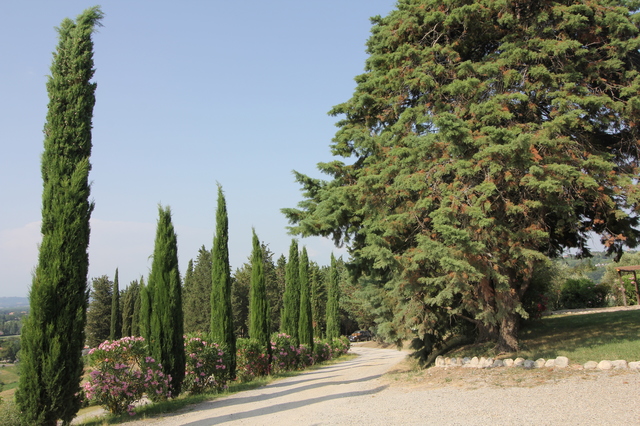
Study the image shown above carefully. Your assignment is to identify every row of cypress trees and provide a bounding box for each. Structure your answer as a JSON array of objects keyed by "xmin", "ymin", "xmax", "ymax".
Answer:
[{"xmin": 15, "ymin": 6, "xmax": 339, "ymax": 422}]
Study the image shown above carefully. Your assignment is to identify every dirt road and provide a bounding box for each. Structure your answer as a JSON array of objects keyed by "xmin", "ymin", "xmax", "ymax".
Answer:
[{"xmin": 118, "ymin": 345, "xmax": 640, "ymax": 425}]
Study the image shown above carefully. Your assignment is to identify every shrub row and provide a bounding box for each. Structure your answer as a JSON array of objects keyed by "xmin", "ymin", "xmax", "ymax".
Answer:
[{"xmin": 83, "ymin": 333, "xmax": 350, "ymax": 415}]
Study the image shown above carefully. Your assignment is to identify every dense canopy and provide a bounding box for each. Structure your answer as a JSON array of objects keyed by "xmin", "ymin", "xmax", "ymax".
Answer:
[{"xmin": 284, "ymin": 0, "xmax": 640, "ymax": 353}]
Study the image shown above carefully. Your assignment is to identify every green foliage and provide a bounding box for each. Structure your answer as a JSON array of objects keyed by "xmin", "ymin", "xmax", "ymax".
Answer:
[
  {"xmin": 85, "ymin": 276, "xmax": 113, "ymax": 348},
  {"xmin": 16, "ymin": 8, "xmax": 103, "ymax": 424},
  {"xmin": 231, "ymin": 266, "xmax": 250, "ymax": 337},
  {"xmin": 210, "ymin": 185, "xmax": 236, "ymax": 379},
  {"xmin": 249, "ymin": 230, "xmax": 270, "ymax": 355},
  {"xmin": 298, "ymin": 247, "xmax": 314, "ymax": 348},
  {"xmin": 310, "ymin": 262, "xmax": 326, "ymax": 338},
  {"xmin": 602, "ymin": 251, "xmax": 640, "ymax": 305},
  {"xmin": 267, "ymin": 254, "xmax": 286, "ymax": 333},
  {"xmin": 147, "ymin": 205, "xmax": 185, "ymax": 397},
  {"xmin": 110, "ymin": 269, "xmax": 122, "ymax": 340},
  {"xmin": 281, "ymin": 240, "xmax": 300, "ymax": 342},
  {"xmin": 121, "ymin": 279, "xmax": 140, "ymax": 337},
  {"xmin": 284, "ymin": 0, "xmax": 640, "ymax": 354},
  {"xmin": 558, "ymin": 278, "xmax": 609, "ymax": 309},
  {"xmin": 325, "ymin": 254, "xmax": 340, "ymax": 339},
  {"xmin": 183, "ymin": 247, "xmax": 213, "ymax": 334}
]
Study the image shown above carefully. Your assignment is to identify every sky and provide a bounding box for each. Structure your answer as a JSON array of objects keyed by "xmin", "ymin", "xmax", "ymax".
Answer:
[{"xmin": 0, "ymin": 0, "xmax": 399, "ymax": 298}]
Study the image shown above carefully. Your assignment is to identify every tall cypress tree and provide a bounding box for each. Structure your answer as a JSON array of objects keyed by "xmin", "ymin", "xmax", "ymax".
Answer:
[
  {"xmin": 210, "ymin": 185, "xmax": 236, "ymax": 379},
  {"xmin": 16, "ymin": 7, "xmax": 102, "ymax": 425},
  {"xmin": 85, "ymin": 276, "xmax": 114, "ymax": 348},
  {"xmin": 148, "ymin": 205, "xmax": 185, "ymax": 397},
  {"xmin": 131, "ymin": 276, "xmax": 143, "ymax": 337},
  {"xmin": 281, "ymin": 239, "xmax": 300, "ymax": 342},
  {"xmin": 121, "ymin": 279, "xmax": 139, "ymax": 337},
  {"xmin": 110, "ymin": 268, "xmax": 122, "ymax": 340},
  {"xmin": 249, "ymin": 229, "xmax": 270, "ymax": 355},
  {"xmin": 298, "ymin": 247, "xmax": 313, "ymax": 349},
  {"xmin": 325, "ymin": 253, "xmax": 340, "ymax": 340},
  {"xmin": 139, "ymin": 276, "xmax": 151, "ymax": 341}
]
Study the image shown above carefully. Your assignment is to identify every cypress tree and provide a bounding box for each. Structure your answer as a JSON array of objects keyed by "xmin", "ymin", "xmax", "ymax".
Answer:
[
  {"xmin": 148, "ymin": 205, "xmax": 185, "ymax": 397},
  {"xmin": 139, "ymin": 276, "xmax": 151, "ymax": 341},
  {"xmin": 85, "ymin": 276, "xmax": 114, "ymax": 348},
  {"xmin": 298, "ymin": 247, "xmax": 313, "ymax": 349},
  {"xmin": 281, "ymin": 240, "xmax": 300, "ymax": 341},
  {"xmin": 183, "ymin": 247, "xmax": 213, "ymax": 333},
  {"xmin": 16, "ymin": 7, "xmax": 102, "ymax": 425},
  {"xmin": 249, "ymin": 229, "xmax": 270, "ymax": 354},
  {"xmin": 131, "ymin": 276, "xmax": 143, "ymax": 337},
  {"xmin": 121, "ymin": 279, "xmax": 139, "ymax": 337},
  {"xmin": 325, "ymin": 253, "xmax": 340, "ymax": 340},
  {"xmin": 210, "ymin": 185, "xmax": 236, "ymax": 379},
  {"xmin": 110, "ymin": 268, "xmax": 122, "ymax": 340}
]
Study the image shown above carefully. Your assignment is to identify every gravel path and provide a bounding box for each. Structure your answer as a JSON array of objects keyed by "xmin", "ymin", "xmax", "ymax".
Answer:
[{"xmin": 115, "ymin": 346, "xmax": 639, "ymax": 425}]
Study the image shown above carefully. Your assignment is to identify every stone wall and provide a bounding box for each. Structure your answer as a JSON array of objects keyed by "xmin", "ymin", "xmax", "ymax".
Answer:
[{"xmin": 434, "ymin": 355, "xmax": 640, "ymax": 371}]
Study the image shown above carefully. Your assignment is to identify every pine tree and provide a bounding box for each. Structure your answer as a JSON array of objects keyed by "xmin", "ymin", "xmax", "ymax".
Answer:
[
  {"xmin": 210, "ymin": 185, "xmax": 236, "ymax": 379},
  {"xmin": 281, "ymin": 240, "xmax": 300, "ymax": 342},
  {"xmin": 85, "ymin": 276, "xmax": 113, "ymax": 348},
  {"xmin": 148, "ymin": 205, "xmax": 185, "ymax": 396},
  {"xmin": 249, "ymin": 229, "xmax": 270, "ymax": 354},
  {"xmin": 110, "ymin": 268, "xmax": 122, "ymax": 340},
  {"xmin": 16, "ymin": 7, "xmax": 103, "ymax": 424},
  {"xmin": 298, "ymin": 247, "xmax": 314, "ymax": 349},
  {"xmin": 325, "ymin": 254, "xmax": 340, "ymax": 340},
  {"xmin": 284, "ymin": 0, "xmax": 640, "ymax": 353}
]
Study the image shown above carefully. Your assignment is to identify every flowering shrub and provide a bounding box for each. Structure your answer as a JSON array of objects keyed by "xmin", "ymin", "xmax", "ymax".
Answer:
[
  {"xmin": 312, "ymin": 340, "xmax": 332, "ymax": 363},
  {"xmin": 270, "ymin": 333, "xmax": 300, "ymax": 373},
  {"xmin": 298, "ymin": 344, "xmax": 315, "ymax": 368},
  {"xmin": 328, "ymin": 336, "xmax": 350, "ymax": 358},
  {"xmin": 236, "ymin": 338, "xmax": 271, "ymax": 382},
  {"xmin": 183, "ymin": 334, "xmax": 228, "ymax": 394},
  {"xmin": 83, "ymin": 336, "xmax": 171, "ymax": 415}
]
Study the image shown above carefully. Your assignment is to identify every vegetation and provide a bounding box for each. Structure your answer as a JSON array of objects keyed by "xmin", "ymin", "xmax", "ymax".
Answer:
[
  {"xmin": 249, "ymin": 230, "xmax": 271, "ymax": 356},
  {"xmin": 210, "ymin": 185, "xmax": 236, "ymax": 379},
  {"xmin": 284, "ymin": 0, "xmax": 640, "ymax": 358},
  {"xmin": 298, "ymin": 247, "xmax": 314, "ymax": 348},
  {"xmin": 85, "ymin": 275, "xmax": 113, "ymax": 348},
  {"xmin": 147, "ymin": 205, "xmax": 185, "ymax": 397},
  {"xmin": 281, "ymin": 240, "xmax": 300, "ymax": 342},
  {"xmin": 109, "ymin": 269, "xmax": 121, "ymax": 341},
  {"xmin": 325, "ymin": 254, "xmax": 340, "ymax": 339},
  {"xmin": 183, "ymin": 247, "xmax": 213, "ymax": 334},
  {"xmin": 16, "ymin": 7, "xmax": 103, "ymax": 424}
]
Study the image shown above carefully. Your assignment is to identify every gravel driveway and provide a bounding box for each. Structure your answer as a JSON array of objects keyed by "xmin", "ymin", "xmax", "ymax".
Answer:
[{"xmin": 120, "ymin": 346, "xmax": 639, "ymax": 425}]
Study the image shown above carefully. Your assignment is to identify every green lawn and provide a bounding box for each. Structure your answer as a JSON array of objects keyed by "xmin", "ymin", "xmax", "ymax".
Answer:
[{"xmin": 449, "ymin": 310, "xmax": 640, "ymax": 364}]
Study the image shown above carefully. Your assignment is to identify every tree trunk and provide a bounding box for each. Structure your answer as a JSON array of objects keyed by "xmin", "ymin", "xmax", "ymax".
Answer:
[{"xmin": 496, "ymin": 311, "xmax": 519, "ymax": 353}]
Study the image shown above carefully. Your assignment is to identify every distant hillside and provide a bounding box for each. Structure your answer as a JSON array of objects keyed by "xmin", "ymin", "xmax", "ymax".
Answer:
[{"xmin": 0, "ymin": 297, "xmax": 29, "ymax": 309}]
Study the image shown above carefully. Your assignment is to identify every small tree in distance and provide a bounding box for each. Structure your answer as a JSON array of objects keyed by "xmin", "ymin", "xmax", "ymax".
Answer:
[
  {"xmin": 110, "ymin": 268, "xmax": 122, "ymax": 340},
  {"xmin": 298, "ymin": 246, "xmax": 313, "ymax": 349}
]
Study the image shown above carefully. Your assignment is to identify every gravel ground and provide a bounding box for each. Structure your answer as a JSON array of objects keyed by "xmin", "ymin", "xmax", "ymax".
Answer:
[{"xmin": 112, "ymin": 346, "xmax": 639, "ymax": 426}]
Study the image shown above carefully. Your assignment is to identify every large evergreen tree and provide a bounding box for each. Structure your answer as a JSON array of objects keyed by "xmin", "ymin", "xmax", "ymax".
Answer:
[
  {"xmin": 110, "ymin": 268, "xmax": 122, "ymax": 340},
  {"xmin": 267, "ymin": 254, "xmax": 287, "ymax": 332},
  {"xmin": 298, "ymin": 247, "xmax": 314, "ymax": 348},
  {"xmin": 85, "ymin": 276, "xmax": 113, "ymax": 348},
  {"xmin": 231, "ymin": 266, "xmax": 250, "ymax": 337},
  {"xmin": 310, "ymin": 262, "xmax": 326, "ymax": 338},
  {"xmin": 281, "ymin": 239, "xmax": 300, "ymax": 341},
  {"xmin": 249, "ymin": 229, "xmax": 270, "ymax": 352},
  {"xmin": 284, "ymin": 0, "xmax": 640, "ymax": 353},
  {"xmin": 16, "ymin": 7, "xmax": 103, "ymax": 424},
  {"xmin": 325, "ymin": 254, "xmax": 341, "ymax": 339},
  {"xmin": 131, "ymin": 276, "xmax": 143, "ymax": 337},
  {"xmin": 210, "ymin": 185, "xmax": 236, "ymax": 378},
  {"xmin": 148, "ymin": 205, "xmax": 185, "ymax": 396}
]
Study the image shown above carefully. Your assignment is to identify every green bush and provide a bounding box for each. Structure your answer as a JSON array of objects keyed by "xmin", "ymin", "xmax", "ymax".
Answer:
[{"xmin": 559, "ymin": 278, "xmax": 608, "ymax": 309}]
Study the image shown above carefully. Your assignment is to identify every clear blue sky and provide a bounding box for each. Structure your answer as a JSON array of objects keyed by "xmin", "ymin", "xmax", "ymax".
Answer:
[{"xmin": 0, "ymin": 0, "xmax": 398, "ymax": 298}]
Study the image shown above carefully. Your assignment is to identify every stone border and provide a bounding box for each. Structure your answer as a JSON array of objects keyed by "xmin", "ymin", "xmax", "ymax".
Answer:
[{"xmin": 434, "ymin": 355, "xmax": 640, "ymax": 371}]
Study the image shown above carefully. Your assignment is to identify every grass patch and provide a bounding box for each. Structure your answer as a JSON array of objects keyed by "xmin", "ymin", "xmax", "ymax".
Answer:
[
  {"xmin": 447, "ymin": 310, "xmax": 640, "ymax": 364},
  {"xmin": 0, "ymin": 364, "xmax": 19, "ymax": 400},
  {"xmin": 77, "ymin": 353, "xmax": 357, "ymax": 425}
]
